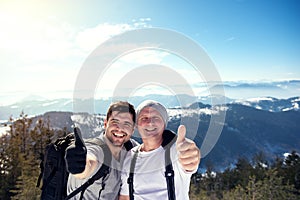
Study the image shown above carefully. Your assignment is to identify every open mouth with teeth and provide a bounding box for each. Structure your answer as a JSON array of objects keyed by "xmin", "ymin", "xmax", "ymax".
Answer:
[
  {"xmin": 145, "ymin": 128, "xmax": 157, "ymax": 132},
  {"xmin": 142, "ymin": 127, "xmax": 160, "ymax": 135},
  {"xmin": 112, "ymin": 132, "xmax": 127, "ymax": 138}
]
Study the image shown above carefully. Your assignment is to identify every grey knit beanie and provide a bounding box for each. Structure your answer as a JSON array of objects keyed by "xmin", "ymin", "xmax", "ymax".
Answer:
[{"xmin": 136, "ymin": 100, "xmax": 168, "ymax": 126}]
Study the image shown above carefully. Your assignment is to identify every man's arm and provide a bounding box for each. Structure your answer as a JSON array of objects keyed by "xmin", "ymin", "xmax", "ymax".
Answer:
[
  {"xmin": 176, "ymin": 125, "xmax": 201, "ymax": 172},
  {"xmin": 72, "ymin": 155, "xmax": 98, "ymax": 179},
  {"xmin": 119, "ymin": 195, "xmax": 130, "ymax": 200}
]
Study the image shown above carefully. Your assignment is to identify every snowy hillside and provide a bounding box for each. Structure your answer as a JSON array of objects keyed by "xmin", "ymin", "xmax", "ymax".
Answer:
[
  {"xmin": 1, "ymin": 99, "xmax": 299, "ymax": 171},
  {"xmin": 234, "ymin": 96, "xmax": 300, "ymax": 112}
]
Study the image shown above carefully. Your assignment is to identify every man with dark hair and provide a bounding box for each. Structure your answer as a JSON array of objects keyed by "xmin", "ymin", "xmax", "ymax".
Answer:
[{"xmin": 65, "ymin": 101, "xmax": 138, "ymax": 199}]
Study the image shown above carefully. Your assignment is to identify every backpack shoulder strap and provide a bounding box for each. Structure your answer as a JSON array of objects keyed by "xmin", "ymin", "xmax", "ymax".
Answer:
[
  {"xmin": 65, "ymin": 137, "xmax": 112, "ymax": 200},
  {"xmin": 124, "ymin": 140, "xmax": 134, "ymax": 151},
  {"xmin": 162, "ymin": 130, "xmax": 177, "ymax": 200},
  {"xmin": 161, "ymin": 129, "xmax": 177, "ymax": 149},
  {"xmin": 127, "ymin": 146, "xmax": 140, "ymax": 200}
]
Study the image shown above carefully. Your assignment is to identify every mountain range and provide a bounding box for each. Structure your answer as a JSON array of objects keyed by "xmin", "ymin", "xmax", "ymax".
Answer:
[
  {"xmin": 1, "ymin": 80, "xmax": 300, "ymax": 121},
  {"xmin": 0, "ymin": 80, "xmax": 299, "ymax": 171},
  {"xmin": 1, "ymin": 96, "xmax": 299, "ymax": 172}
]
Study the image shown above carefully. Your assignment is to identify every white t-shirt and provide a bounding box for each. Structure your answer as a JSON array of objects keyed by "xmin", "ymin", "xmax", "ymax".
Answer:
[{"xmin": 120, "ymin": 143, "xmax": 195, "ymax": 200}]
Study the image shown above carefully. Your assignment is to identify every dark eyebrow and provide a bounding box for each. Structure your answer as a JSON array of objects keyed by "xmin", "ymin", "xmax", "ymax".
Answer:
[
  {"xmin": 110, "ymin": 118, "xmax": 133, "ymax": 126},
  {"xmin": 124, "ymin": 121, "xmax": 133, "ymax": 126}
]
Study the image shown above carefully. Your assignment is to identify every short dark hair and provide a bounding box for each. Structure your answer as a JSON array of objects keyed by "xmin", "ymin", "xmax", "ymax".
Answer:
[{"xmin": 106, "ymin": 101, "xmax": 136, "ymax": 123}]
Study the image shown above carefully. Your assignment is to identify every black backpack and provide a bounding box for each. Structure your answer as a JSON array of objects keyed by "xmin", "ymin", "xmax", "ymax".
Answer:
[
  {"xmin": 37, "ymin": 133, "xmax": 133, "ymax": 200},
  {"xmin": 127, "ymin": 130, "xmax": 177, "ymax": 200}
]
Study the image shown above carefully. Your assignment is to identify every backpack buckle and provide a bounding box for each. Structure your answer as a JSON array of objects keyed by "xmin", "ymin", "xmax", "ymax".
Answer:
[
  {"xmin": 165, "ymin": 169, "xmax": 174, "ymax": 177},
  {"xmin": 127, "ymin": 176, "xmax": 133, "ymax": 184}
]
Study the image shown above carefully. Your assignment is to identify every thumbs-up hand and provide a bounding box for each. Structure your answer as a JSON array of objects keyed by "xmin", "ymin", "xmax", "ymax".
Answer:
[
  {"xmin": 65, "ymin": 127, "xmax": 87, "ymax": 174},
  {"xmin": 176, "ymin": 125, "xmax": 201, "ymax": 172}
]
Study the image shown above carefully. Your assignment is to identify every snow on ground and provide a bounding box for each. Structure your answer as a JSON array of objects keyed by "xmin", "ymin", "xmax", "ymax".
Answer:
[
  {"xmin": 292, "ymin": 102, "xmax": 299, "ymax": 110},
  {"xmin": 246, "ymin": 97, "xmax": 275, "ymax": 102},
  {"xmin": 0, "ymin": 125, "xmax": 10, "ymax": 137},
  {"xmin": 168, "ymin": 105, "xmax": 228, "ymax": 118}
]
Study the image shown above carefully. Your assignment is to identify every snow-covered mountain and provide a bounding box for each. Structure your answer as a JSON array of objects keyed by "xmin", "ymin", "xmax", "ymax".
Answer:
[
  {"xmin": 1, "ymin": 99, "xmax": 299, "ymax": 171},
  {"xmin": 0, "ymin": 94, "xmax": 198, "ymax": 121},
  {"xmin": 0, "ymin": 94, "xmax": 298, "ymax": 119},
  {"xmin": 209, "ymin": 80, "xmax": 300, "ymax": 99},
  {"xmin": 1, "ymin": 80, "xmax": 299, "ymax": 121},
  {"xmin": 234, "ymin": 96, "xmax": 300, "ymax": 112},
  {"xmin": 1, "ymin": 95, "xmax": 299, "ymax": 121},
  {"xmin": 166, "ymin": 103, "xmax": 300, "ymax": 170},
  {"xmin": 202, "ymin": 103, "xmax": 300, "ymax": 170},
  {"xmin": 1, "ymin": 80, "xmax": 300, "ymax": 170}
]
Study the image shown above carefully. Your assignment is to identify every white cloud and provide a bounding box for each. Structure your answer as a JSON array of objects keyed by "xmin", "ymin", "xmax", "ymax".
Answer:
[
  {"xmin": 225, "ymin": 36, "xmax": 235, "ymax": 42},
  {"xmin": 119, "ymin": 50, "xmax": 169, "ymax": 66},
  {"xmin": 139, "ymin": 18, "xmax": 151, "ymax": 22},
  {"xmin": 75, "ymin": 23, "xmax": 134, "ymax": 53},
  {"xmin": 1, "ymin": 14, "xmax": 180, "ymax": 100}
]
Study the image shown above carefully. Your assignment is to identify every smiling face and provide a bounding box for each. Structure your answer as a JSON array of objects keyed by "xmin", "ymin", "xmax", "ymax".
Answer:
[
  {"xmin": 104, "ymin": 111, "xmax": 134, "ymax": 147},
  {"xmin": 136, "ymin": 107, "xmax": 165, "ymax": 139}
]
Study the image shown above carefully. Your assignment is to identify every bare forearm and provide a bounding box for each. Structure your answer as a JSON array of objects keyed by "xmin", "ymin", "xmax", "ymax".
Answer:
[
  {"xmin": 73, "ymin": 157, "xmax": 98, "ymax": 179},
  {"xmin": 119, "ymin": 195, "xmax": 130, "ymax": 200}
]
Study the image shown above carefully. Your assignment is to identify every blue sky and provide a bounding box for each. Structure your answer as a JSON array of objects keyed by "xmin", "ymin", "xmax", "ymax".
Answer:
[{"xmin": 0, "ymin": 0, "xmax": 299, "ymax": 104}]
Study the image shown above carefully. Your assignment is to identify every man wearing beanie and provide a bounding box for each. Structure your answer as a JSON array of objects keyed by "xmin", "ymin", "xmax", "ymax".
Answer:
[{"xmin": 119, "ymin": 100, "xmax": 201, "ymax": 200}]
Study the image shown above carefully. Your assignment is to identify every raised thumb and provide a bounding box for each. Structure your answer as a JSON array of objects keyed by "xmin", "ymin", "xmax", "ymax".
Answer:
[
  {"xmin": 176, "ymin": 125, "xmax": 186, "ymax": 145},
  {"xmin": 74, "ymin": 127, "xmax": 85, "ymax": 147}
]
